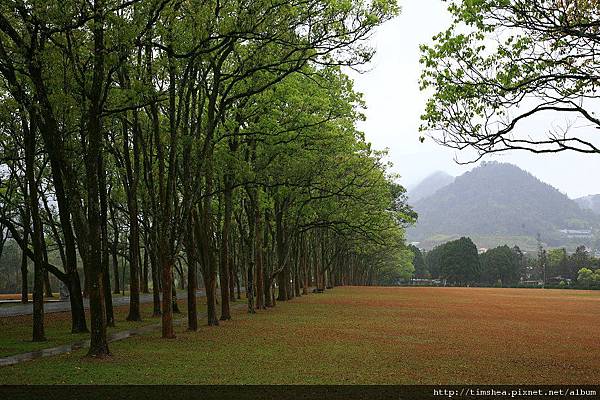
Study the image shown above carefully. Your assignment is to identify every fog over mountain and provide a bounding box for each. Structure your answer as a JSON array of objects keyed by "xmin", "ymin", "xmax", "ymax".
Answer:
[
  {"xmin": 407, "ymin": 162, "xmax": 600, "ymax": 251},
  {"xmin": 574, "ymin": 195, "xmax": 600, "ymax": 216},
  {"xmin": 407, "ymin": 171, "xmax": 454, "ymax": 203}
]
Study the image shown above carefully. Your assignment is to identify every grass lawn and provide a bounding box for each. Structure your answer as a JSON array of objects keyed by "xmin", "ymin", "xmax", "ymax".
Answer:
[
  {"xmin": 1, "ymin": 286, "xmax": 600, "ymax": 384},
  {"xmin": 0, "ymin": 295, "xmax": 208, "ymax": 357}
]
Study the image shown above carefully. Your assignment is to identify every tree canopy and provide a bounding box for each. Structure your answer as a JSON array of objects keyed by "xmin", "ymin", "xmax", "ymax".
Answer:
[
  {"xmin": 0, "ymin": 0, "xmax": 412, "ymax": 357},
  {"xmin": 420, "ymin": 0, "xmax": 600, "ymax": 159}
]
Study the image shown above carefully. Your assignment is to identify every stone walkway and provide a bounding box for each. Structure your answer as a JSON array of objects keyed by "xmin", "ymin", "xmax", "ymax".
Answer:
[{"xmin": 0, "ymin": 301, "xmax": 248, "ymax": 367}]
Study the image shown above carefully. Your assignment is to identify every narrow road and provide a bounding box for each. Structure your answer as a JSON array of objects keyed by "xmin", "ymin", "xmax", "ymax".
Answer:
[{"xmin": 0, "ymin": 290, "xmax": 206, "ymax": 318}]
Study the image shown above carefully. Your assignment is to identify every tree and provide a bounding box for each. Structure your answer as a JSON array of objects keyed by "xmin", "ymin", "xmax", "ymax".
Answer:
[
  {"xmin": 408, "ymin": 244, "xmax": 428, "ymax": 278},
  {"xmin": 577, "ymin": 268, "xmax": 594, "ymax": 288},
  {"xmin": 440, "ymin": 237, "xmax": 480, "ymax": 285},
  {"xmin": 424, "ymin": 245, "xmax": 443, "ymax": 279},
  {"xmin": 547, "ymin": 248, "xmax": 569, "ymax": 278},
  {"xmin": 480, "ymin": 245, "xmax": 520, "ymax": 286},
  {"xmin": 569, "ymin": 246, "xmax": 590, "ymax": 280},
  {"xmin": 420, "ymin": 0, "xmax": 600, "ymax": 159}
]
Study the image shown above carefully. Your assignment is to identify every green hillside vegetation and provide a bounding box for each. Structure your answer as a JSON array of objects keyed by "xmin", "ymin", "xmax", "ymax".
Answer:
[{"xmin": 408, "ymin": 162, "xmax": 600, "ymax": 249}]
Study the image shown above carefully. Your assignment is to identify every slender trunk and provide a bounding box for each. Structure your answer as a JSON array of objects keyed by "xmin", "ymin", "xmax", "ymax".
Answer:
[
  {"xmin": 186, "ymin": 221, "xmax": 198, "ymax": 330},
  {"xmin": 245, "ymin": 198, "xmax": 256, "ymax": 314},
  {"xmin": 160, "ymin": 251, "xmax": 174, "ymax": 338},
  {"xmin": 276, "ymin": 205, "xmax": 288, "ymax": 301},
  {"xmin": 235, "ymin": 267, "xmax": 241, "ymax": 300},
  {"xmin": 204, "ymin": 270, "xmax": 219, "ymax": 325},
  {"xmin": 255, "ymin": 205, "xmax": 264, "ymax": 309},
  {"xmin": 102, "ymin": 260, "xmax": 114, "ymax": 327},
  {"xmin": 20, "ymin": 227, "xmax": 29, "ymax": 304},
  {"xmin": 172, "ymin": 281, "xmax": 180, "ymax": 313},
  {"xmin": 228, "ymin": 258, "xmax": 235, "ymax": 302},
  {"xmin": 294, "ymin": 258, "xmax": 301, "ymax": 297},
  {"xmin": 142, "ymin": 248, "xmax": 149, "ymax": 293},
  {"xmin": 187, "ymin": 261, "xmax": 198, "ymax": 330},
  {"xmin": 110, "ymin": 204, "xmax": 121, "ymax": 294},
  {"xmin": 43, "ymin": 271, "xmax": 53, "ymax": 298},
  {"xmin": 196, "ymin": 205, "xmax": 219, "ymax": 325},
  {"xmin": 40, "ymin": 238, "xmax": 53, "ymax": 298},
  {"xmin": 99, "ymin": 155, "xmax": 115, "ymax": 327},
  {"xmin": 86, "ymin": 1, "xmax": 109, "ymax": 356},
  {"xmin": 111, "ymin": 247, "xmax": 119, "ymax": 294},
  {"xmin": 219, "ymin": 175, "xmax": 232, "ymax": 320},
  {"xmin": 150, "ymin": 241, "xmax": 161, "ymax": 316},
  {"xmin": 24, "ymin": 112, "xmax": 45, "ymax": 342},
  {"xmin": 119, "ymin": 88, "xmax": 142, "ymax": 322}
]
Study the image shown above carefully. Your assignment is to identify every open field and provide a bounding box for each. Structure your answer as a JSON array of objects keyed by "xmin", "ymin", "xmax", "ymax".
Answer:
[{"xmin": 1, "ymin": 286, "xmax": 600, "ymax": 384}]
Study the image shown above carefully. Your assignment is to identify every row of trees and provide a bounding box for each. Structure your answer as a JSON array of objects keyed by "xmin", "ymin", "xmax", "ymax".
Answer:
[
  {"xmin": 541, "ymin": 246, "xmax": 597, "ymax": 281},
  {"xmin": 412, "ymin": 237, "xmax": 600, "ymax": 287},
  {"xmin": 0, "ymin": 0, "xmax": 415, "ymax": 357}
]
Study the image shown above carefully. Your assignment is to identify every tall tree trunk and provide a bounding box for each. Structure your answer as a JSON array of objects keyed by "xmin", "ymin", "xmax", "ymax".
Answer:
[
  {"xmin": 20, "ymin": 221, "xmax": 29, "ymax": 304},
  {"xmin": 124, "ymin": 114, "xmax": 142, "ymax": 322},
  {"xmin": 99, "ymin": 156, "xmax": 114, "ymax": 327},
  {"xmin": 302, "ymin": 239, "xmax": 309, "ymax": 295},
  {"xmin": 186, "ymin": 217, "xmax": 198, "ymax": 331},
  {"xmin": 219, "ymin": 174, "xmax": 233, "ymax": 320},
  {"xmin": 43, "ymin": 271, "xmax": 53, "ymax": 298},
  {"xmin": 187, "ymin": 261, "xmax": 198, "ymax": 331},
  {"xmin": 195, "ymin": 205, "xmax": 219, "ymax": 325},
  {"xmin": 294, "ymin": 256, "xmax": 301, "ymax": 297},
  {"xmin": 110, "ymin": 205, "xmax": 120, "ymax": 294},
  {"xmin": 244, "ymin": 196, "xmax": 256, "ymax": 314},
  {"xmin": 150, "ymin": 239, "xmax": 161, "ymax": 317},
  {"xmin": 142, "ymin": 248, "xmax": 149, "ymax": 293},
  {"xmin": 160, "ymin": 244, "xmax": 174, "ymax": 337},
  {"xmin": 172, "ymin": 281, "xmax": 180, "ymax": 314},
  {"xmin": 86, "ymin": 0, "xmax": 109, "ymax": 356},
  {"xmin": 40, "ymin": 236, "xmax": 53, "ymax": 298},
  {"xmin": 255, "ymin": 204, "xmax": 264, "ymax": 309},
  {"xmin": 23, "ymin": 111, "xmax": 45, "ymax": 342},
  {"xmin": 276, "ymin": 204, "xmax": 289, "ymax": 301}
]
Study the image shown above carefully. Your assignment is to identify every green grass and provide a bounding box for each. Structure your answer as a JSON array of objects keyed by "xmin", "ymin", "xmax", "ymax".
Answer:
[
  {"xmin": 0, "ymin": 295, "xmax": 207, "ymax": 357},
  {"xmin": 1, "ymin": 287, "xmax": 600, "ymax": 384}
]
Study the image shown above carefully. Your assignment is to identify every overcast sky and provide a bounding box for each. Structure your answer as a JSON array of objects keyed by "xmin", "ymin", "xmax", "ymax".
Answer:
[{"xmin": 348, "ymin": 0, "xmax": 600, "ymax": 199}]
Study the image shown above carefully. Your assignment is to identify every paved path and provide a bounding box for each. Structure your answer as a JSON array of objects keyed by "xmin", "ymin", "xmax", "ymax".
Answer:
[
  {"xmin": 0, "ymin": 301, "xmax": 249, "ymax": 367},
  {"xmin": 0, "ymin": 290, "xmax": 205, "ymax": 317}
]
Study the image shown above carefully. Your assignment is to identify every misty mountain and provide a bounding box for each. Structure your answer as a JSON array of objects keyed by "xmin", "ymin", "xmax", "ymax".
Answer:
[
  {"xmin": 408, "ymin": 162, "xmax": 599, "ymax": 249},
  {"xmin": 574, "ymin": 194, "xmax": 600, "ymax": 215},
  {"xmin": 408, "ymin": 171, "xmax": 454, "ymax": 203}
]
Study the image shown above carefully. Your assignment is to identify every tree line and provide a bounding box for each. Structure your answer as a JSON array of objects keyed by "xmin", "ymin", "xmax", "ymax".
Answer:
[
  {"xmin": 410, "ymin": 239, "xmax": 600, "ymax": 288},
  {"xmin": 0, "ymin": 0, "xmax": 415, "ymax": 357}
]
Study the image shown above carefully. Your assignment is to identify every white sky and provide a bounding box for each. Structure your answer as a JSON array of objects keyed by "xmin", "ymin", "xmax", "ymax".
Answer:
[{"xmin": 348, "ymin": 0, "xmax": 600, "ymax": 199}]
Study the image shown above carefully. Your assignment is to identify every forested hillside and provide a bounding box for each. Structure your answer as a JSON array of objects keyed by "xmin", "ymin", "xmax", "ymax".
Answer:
[{"xmin": 408, "ymin": 162, "xmax": 599, "ymax": 248}]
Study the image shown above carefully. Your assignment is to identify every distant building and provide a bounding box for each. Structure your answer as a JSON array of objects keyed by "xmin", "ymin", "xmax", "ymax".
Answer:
[
  {"xmin": 547, "ymin": 276, "xmax": 572, "ymax": 285},
  {"xmin": 477, "ymin": 247, "xmax": 488, "ymax": 254},
  {"xmin": 559, "ymin": 228, "xmax": 593, "ymax": 239},
  {"xmin": 520, "ymin": 280, "xmax": 543, "ymax": 287}
]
